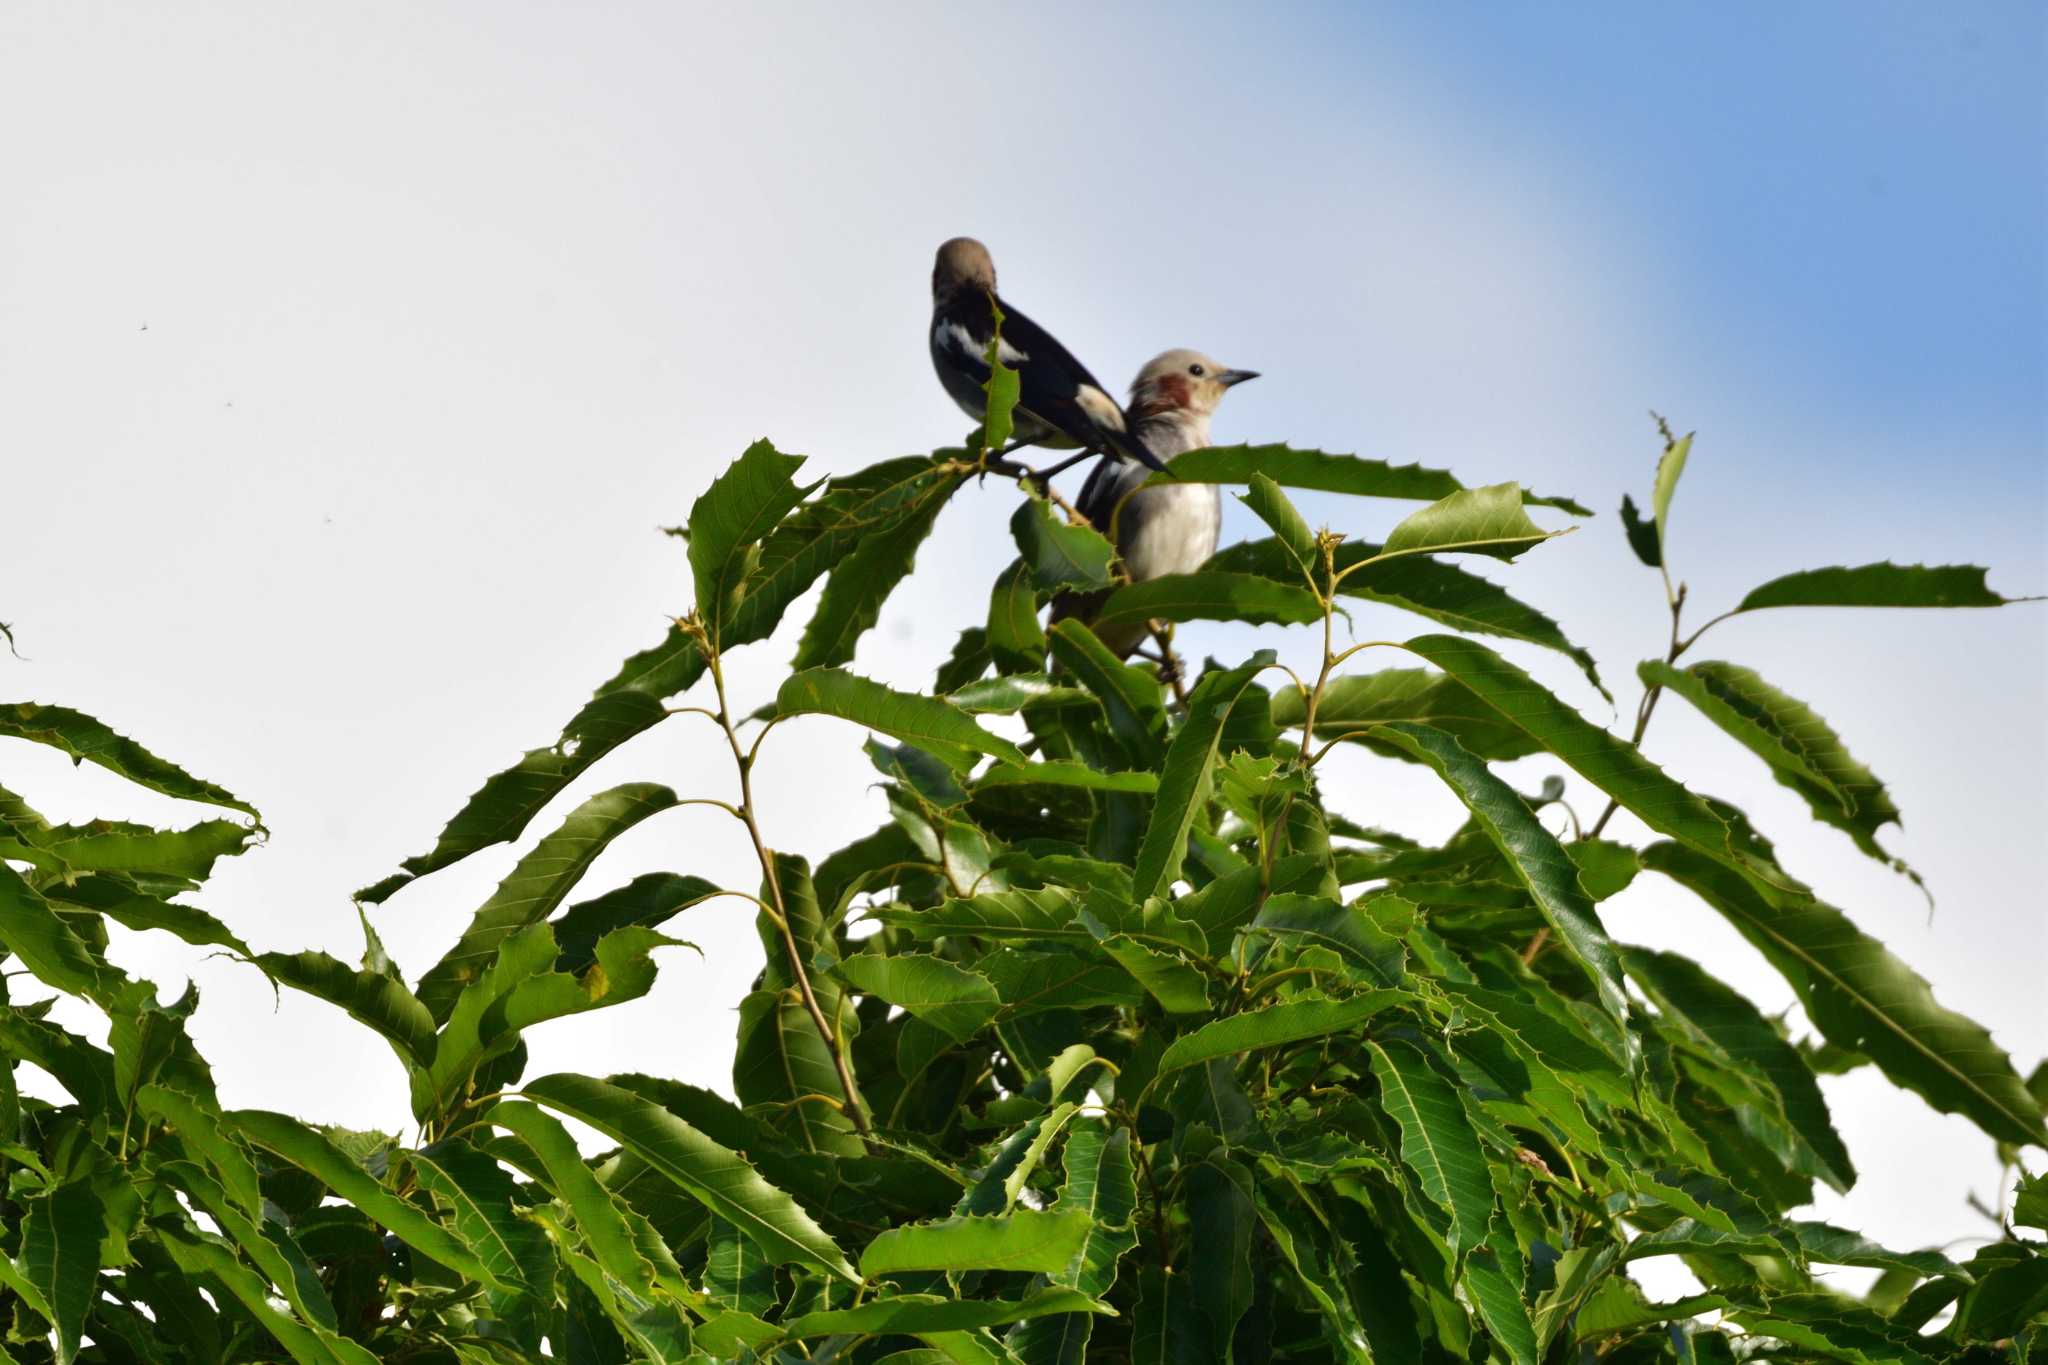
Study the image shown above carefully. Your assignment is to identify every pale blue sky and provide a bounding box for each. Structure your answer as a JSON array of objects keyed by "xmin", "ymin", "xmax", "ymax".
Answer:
[{"xmin": 1, "ymin": 0, "xmax": 2042, "ymax": 1279}]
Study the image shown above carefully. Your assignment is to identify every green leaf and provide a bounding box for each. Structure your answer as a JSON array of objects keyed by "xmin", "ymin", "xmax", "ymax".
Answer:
[
  {"xmin": 257, "ymin": 949, "xmax": 437, "ymax": 1071},
  {"xmin": 689, "ymin": 437, "xmax": 812, "ymax": 632},
  {"xmin": 860, "ymin": 1209, "xmax": 1095, "ymax": 1276},
  {"xmin": 983, "ymin": 310, "xmax": 1022, "ymax": 451},
  {"xmin": 158, "ymin": 1159, "xmax": 342, "ymax": 1332},
  {"xmin": 1463, "ymin": 1218, "xmax": 1537, "ymax": 1365},
  {"xmin": 946, "ymin": 673, "xmax": 1092, "ymax": 715},
  {"xmin": 1012, "ymin": 494, "xmax": 1117, "ymax": 591},
  {"xmin": 1239, "ymin": 473, "xmax": 1316, "ymax": 579},
  {"xmin": 1137, "ymin": 444, "xmax": 1590, "ymax": 515},
  {"xmin": 1643, "ymin": 659, "xmax": 1914, "ymax": 880},
  {"xmin": 1619, "ymin": 493, "xmax": 1661, "ymax": 567},
  {"xmin": 1645, "ymin": 842, "xmax": 2046, "ymax": 1146},
  {"xmin": 415, "ymin": 782, "xmax": 680, "ymax": 1022},
  {"xmin": 795, "ymin": 472, "xmax": 961, "ymax": 668},
  {"xmin": 1090, "ymin": 573, "xmax": 1321, "ymax": 632},
  {"xmin": 408, "ymin": 1140, "xmax": 552, "ymax": 1294},
  {"xmin": 552, "ymin": 871, "xmax": 717, "ymax": 972},
  {"xmin": 0, "ymin": 702, "xmax": 256, "ymax": 816},
  {"xmin": 357, "ymin": 691, "xmax": 673, "ymax": 903},
  {"xmin": 732, "ymin": 987, "xmax": 863, "ymax": 1156},
  {"xmin": 978, "ymin": 760, "xmax": 1158, "ymax": 794},
  {"xmin": 1272, "ymin": 669, "xmax": 1544, "ymax": 763},
  {"xmin": 1399, "ymin": 635, "xmax": 1768, "ymax": 882},
  {"xmin": 1367, "ymin": 1039, "xmax": 1494, "ymax": 1261},
  {"xmin": 520, "ymin": 1072, "xmax": 857, "ymax": 1282},
  {"xmin": 484, "ymin": 1100, "xmax": 655, "ymax": 1290},
  {"xmin": 935, "ymin": 625, "xmax": 993, "ymax": 693},
  {"xmin": 1735, "ymin": 561, "xmax": 2035, "ymax": 613},
  {"xmin": 1621, "ymin": 945, "xmax": 1854, "ymax": 1191},
  {"xmin": 1184, "ymin": 1158, "xmax": 1257, "ymax": 1355},
  {"xmin": 138, "ymin": 1084, "xmax": 266, "ymax": 1218},
  {"xmin": 1154, "ymin": 992, "xmax": 1407, "ymax": 1081},
  {"xmin": 1651, "ymin": 430, "xmax": 1691, "ymax": 561},
  {"xmin": 1371, "ymin": 722, "xmax": 1631, "ymax": 1034},
  {"xmin": 230, "ymin": 1109, "xmax": 510, "ymax": 1290},
  {"xmin": 705, "ymin": 1214, "xmax": 776, "ymax": 1315},
  {"xmin": 1724, "ymin": 1294, "xmax": 1934, "ymax": 1365},
  {"xmin": 781, "ymin": 1287, "xmax": 1110, "ymax": 1342},
  {"xmin": 2, "ymin": 817, "xmax": 251, "ymax": 886},
  {"xmin": 1247, "ymin": 895, "xmax": 1406, "ymax": 988},
  {"xmin": 987, "ymin": 560, "xmax": 1048, "ymax": 675},
  {"xmin": 45, "ymin": 876, "xmax": 253, "ymax": 958},
  {"xmin": 17, "ymin": 1180, "xmax": 102, "ymax": 1365},
  {"xmin": 1132, "ymin": 652, "xmax": 1276, "ymax": 901},
  {"xmin": 0, "ymin": 865, "xmax": 110, "ymax": 1001},
  {"xmin": 777, "ymin": 668, "xmax": 1027, "ymax": 771},
  {"xmin": 835, "ymin": 952, "xmax": 999, "ymax": 1043},
  {"xmin": 1046, "ymin": 619, "xmax": 1168, "ymax": 767},
  {"xmin": 1379, "ymin": 483, "xmax": 1563, "ymax": 562},
  {"xmin": 154, "ymin": 1219, "xmax": 382, "ymax": 1365},
  {"xmin": 1209, "ymin": 537, "xmax": 1606, "ymax": 696},
  {"xmin": 1049, "ymin": 1118, "xmax": 1138, "ymax": 1295}
]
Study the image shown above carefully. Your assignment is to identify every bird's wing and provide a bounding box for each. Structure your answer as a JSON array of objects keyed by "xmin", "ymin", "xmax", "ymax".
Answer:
[{"xmin": 996, "ymin": 300, "xmax": 1169, "ymax": 473}]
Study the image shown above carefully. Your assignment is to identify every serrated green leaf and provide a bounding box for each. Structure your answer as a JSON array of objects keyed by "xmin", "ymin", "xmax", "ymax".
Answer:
[
  {"xmin": 1644, "ymin": 659, "xmax": 1915, "ymax": 882},
  {"xmin": 258, "ymin": 949, "xmax": 437, "ymax": 1071},
  {"xmin": 1373, "ymin": 722, "xmax": 1630, "ymax": 1034},
  {"xmin": 0, "ymin": 865, "xmax": 110, "ymax": 1002},
  {"xmin": 987, "ymin": 559, "xmax": 1048, "ymax": 676},
  {"xmin": 1380, "ymin": 482, "xmax": 1562, "ymax": 562},
  {"xmin": 409, "ymin": 1141, "xmax": 552, "ymax": 1294},
  {"xmin": 415, "ymin": 782, "xmax": 679, "ymax": 1021},
  {"xmin": 1651, "ymin": 431, "xmax": 1691, "ymax": 560},
  {"xmin": 231, "ymin": 1109, "xmax": 509, "ymax": 1289},
  {"xmin": 1367, "ymin": 1039, "xmax": 1493, "ymax": 1261},
  {"xmin": 1210, "ymin": 537, "xmax": 1607, "ymax": 696},
  {"xmin": 1012, "ymin": 494, "xmax": 1117, "ymax": 591},
  {"xmin": 1239, "ymin": 473, "xmax": 1316, "ymax": 579},
  {"xmin": 782, "ymin": 1287, "xmax": 1109, "ymax": 1342},
  {"xmin": 16, "ymin": 1180, "xmax": 102, "ymax": 1365},
  {"xmin": 522, "ymin": 1071, "xmax": 857, "ymax": 1282},
  {"xmin": 1132, "ymin": 652, "xmax": 1275, "ymax": 901},
  {"xmin": 1646, "ymin": 842, "xmax": 2046, "ymax": 1146},
  {"xmin": 138, "ymin": 1084, "xmax": 265, "ymax": 1217},
  {"xmin": 861, "ymin": 1208, "xmax": 1095, "ymax": 1276},
  {"xmin": 977, "ymin": 760, "xmax": 1158, "ymax": 794},
  {"xmin": 484, "ymin": 1100, "xmax": 655, "ymax": 1291},
  {"xmin": 0, "ymin": 702, "xmax": 256, "ymax": 816},
  {"xmin": 689, "ymin": 438, "xmax": 812, "ymax": 631},
  {"xmin": 44, "ymin": 876, "xmax": 253, "ymax": 958},
  {"xmin": 1154, "ymin": 992, "xmax": 1407, "ymax": 1081},
  {"xmin": 1136, "ymin": 444, "xmax": 1590, "ymax": 514},
  {"xmin": 154, "ymin": 1218, "xmax": 382, "ymax": 1365},
  {"xmin": 778, "ymin": 667, "xmax": 1027, "ymax": 770},
  {"xmin": 1619, "ymin": 493, "xmax": 1661, "ymax": 567},
  {"xmin": 1273, "ymin": 669, "xmax": 1543, "ymax": 763},
  {"xmin": 1621, "ymin": 944, "xmax": 1854, "ymax": 1191},
  {"xmin": 1463, "ymin": 1217, "xmax": 1537, "ymax": 1365},
  {"xmin": 1090, "ymin": 573, "xmax": 1321, "ymax": 632},
  {"xmin": 1735, "ymin": 561, "xmax": 2034, "ymax": 612},
  {"xmin": 797, "ymin": 469, "xmax": 963, "ymax": 669},
  {"xmin": 835, "ymin": 951, "xmax": 999, "ymax": 1043}
]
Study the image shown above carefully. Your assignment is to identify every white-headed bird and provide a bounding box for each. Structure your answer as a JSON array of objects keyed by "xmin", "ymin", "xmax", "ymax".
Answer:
[
  {"xmin": 929, "ymin": 237, "xmax": 1169, "ymax": 474},
  {"xmin": 1052, "ymin": 348, "xmax": 1259, "ymax": 657}
]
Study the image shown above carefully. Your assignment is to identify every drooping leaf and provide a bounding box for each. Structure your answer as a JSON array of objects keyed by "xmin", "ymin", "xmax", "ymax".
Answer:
[
  {"xmin": 484, "ymin": 1100, "xmax": 655, "ymax": 1291},
  {"xmin": 1619, "ymin": 493, "xmax": 1661, "ymax": 567},
  {"xmin": 154, "ymin": 1218, "xmax": 382, "ymax": 1365},
  {"xmin": 1012, "ymin": 494, "xmax": 1117, "ymax": 591},
  {"xmin": 44, "ymin": 875, "xmax": 253, "ymax": 958},
  {"xmin": 1089, "ymin": 573, "xmax": 1321, "ymax": 632},
  {"xmin": 860, "ymin": 1209, "xmax": 1095, "ymax": 1276},
  {"xmin": 17, "ymin": 1179, "xmax": 103, "ymax": 1365},
  {"xmin": 987, "ymin": 559, "xmax": 1049, "ymax": 675},
  {"xmin": 1621, "ymin": 944, "xmax": 1855, "ymax": 1191},
  {"xmin": 777, "ymin": 668, "xmax": 1027, "ymax": 771},
  {"xmin": 521, "ymin": 1072, "xmax": 858, "ymax": 1282},
  {"xmin": 1645, "ymin": 842, "xmax": 2046, "ymax": 1146},
  {"xmin": 1372, "ymin": 722, "xmax": 1631, "ymax": 1035},
  {"xmin": 230, "ymin": 1109, "xmax": 510, "ymax": 1290},
  {"xmin": 1137, "ymin": 444, "xmax": 1590, "ymax": 515},
  {"xmin": 0, "ymin": 864, "xmax": 111, "ymax": 1002},
  {"xmin": 257, "ymin": 949, "xmax": 437, "ymax": 1071},
  {"xmin": 408, "ymin": 1140, "xmax": 553, "ymax": 1294},
  {"xmin": 415, "ymin": 782, "xmax": 680, "ymax": 1022},
  {"xmin": 1735, "ymin": 561, "xmax": 2034, "ymax": 613},
  {"xmin": 357, "ymin": 690, "xmax": 674, "ymax": 903},
  {"xmin": 1378, "ymin": 482, "xmax": 1563, "ymax": 563},
  {"xmin": 1131, "ymin": 652, "xmax": 1276, "ymax": 901},
  {"xmin": 1643, "ymin": 659, "xmax": 1915, "ymax": 880},
  {"xmin": 1462, "ymin": 1217, "xmax": 1537, "ymax": 1365},
  {"xmin": 138, "ymin": 1083, "xmax": 266, "ymax": 1217},
  {"xmin": 0, "ymin": 701, "xmax": 257, "ymax": 816},
  {"xmin": 552, "ymin": 872, "xmax": 717, "ymax": 973}
]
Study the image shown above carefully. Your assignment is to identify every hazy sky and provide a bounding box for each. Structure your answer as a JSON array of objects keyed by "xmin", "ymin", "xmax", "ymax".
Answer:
[{"xmin": 3, "ymin": 0, "xmax": 2042, "ymax": 1277}]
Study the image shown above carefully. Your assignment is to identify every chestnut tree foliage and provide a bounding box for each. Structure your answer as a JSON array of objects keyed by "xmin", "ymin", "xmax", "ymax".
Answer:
[{"xmin": 3, "ymin": 355, "xmax": 2045, "ymax": 1364}]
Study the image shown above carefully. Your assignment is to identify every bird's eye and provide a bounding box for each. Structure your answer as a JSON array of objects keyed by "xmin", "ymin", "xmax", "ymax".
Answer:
[{"xmin": 1188, "ymin": 363, "xmax": 1205, "ymax": 377}]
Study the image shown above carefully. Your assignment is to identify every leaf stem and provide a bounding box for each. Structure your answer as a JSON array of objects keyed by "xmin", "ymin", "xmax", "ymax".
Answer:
[{"xmin": 700, "ymin": 628, "xmax": 872, "ymax": 1136}]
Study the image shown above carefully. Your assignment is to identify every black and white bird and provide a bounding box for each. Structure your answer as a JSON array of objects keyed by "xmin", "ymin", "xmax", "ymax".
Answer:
[
  {"xmin": 929, "ymin": 237, "xmax": 1168, "ymax": 474},
  {"xmin": 1052, "ymin": 348, "xmax": 1259, "ymax": 657}
]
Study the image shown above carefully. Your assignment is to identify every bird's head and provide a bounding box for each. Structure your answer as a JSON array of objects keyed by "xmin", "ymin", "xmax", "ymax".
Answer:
[
  {"xmin": 1128, "ymin": 349, "xmax": 1259, "ymax": 421},
  {"xmin": 932, "ymin": 237, "xmax": 997, "ymax": 299}
]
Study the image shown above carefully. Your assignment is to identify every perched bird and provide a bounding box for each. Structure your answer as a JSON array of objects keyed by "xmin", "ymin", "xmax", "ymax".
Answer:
[
  {"xmin": 1052, "ymin": 348, "xmax": 1259, "ymax": 658},
  {"xmin": 929, "ymin": 238, "xmax": 1168, "ymax": 474}
]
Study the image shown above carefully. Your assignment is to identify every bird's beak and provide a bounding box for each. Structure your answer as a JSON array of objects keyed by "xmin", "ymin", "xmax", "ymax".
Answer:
[{"xmin": 1216, "ymin": 368, "xmax": 1260, "ymax": 388}]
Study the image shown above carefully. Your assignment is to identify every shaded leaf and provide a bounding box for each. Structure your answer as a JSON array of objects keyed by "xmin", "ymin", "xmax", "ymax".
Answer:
[
  {"xmin": 1139, "ymin": 444, "xmax": 1590, "ymax": 515},
  {"xmin": 257, "ymin": 949, "xmax": 437, "ymax": 1071},
  {"xmin": 1272, "ymin": 669, "xmax": 1543, "ymax": 763},
  {"xmin": 835, "ymin": 951, "xmax": 1000, "ymax": 1043},
  {"xmin": 1736, "ymin": 561, "xmax": 2034, "ymax": 613},
  {"xmin": 1012, "ymin": 494, "xmax": 1116, "ymax": 590},
  {"xmin": 0, "ymin": 702, "xmax": 256, "ymax": 816},
  {"xmin": 1367, "ymin": 1039, "xmax": 1493, "ymax": 1261},
  {"xmin": 1132, "ymin": 652, "xmax": 1276, "ymax": 901},
  {"xmin": 689, "ymin": 437, "xmax": 812, "ymax": 632},
  {"xmin": 861, "ymin": 1209, "xmax": 1095, "ymax": 1276},
  {"xmin": 778, "ymin": 668, "xmax": 1027, "ymax": 771},
  {"xmin": 1154, "ymin": 992, "xmax": 1407, "ymax": 1081},
  {"xmin": 1090, "ymin": 573, "xmax": 1321, "ymax": 632}
]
